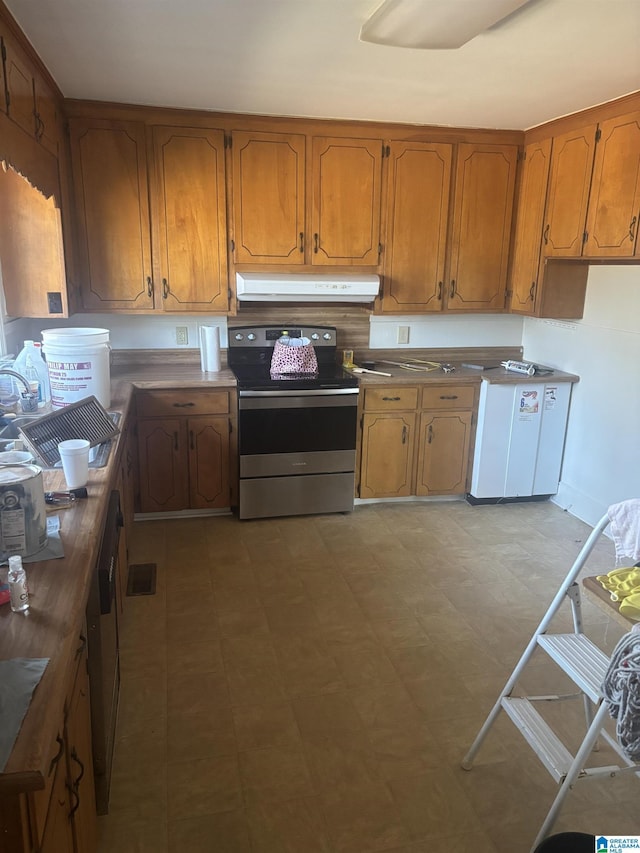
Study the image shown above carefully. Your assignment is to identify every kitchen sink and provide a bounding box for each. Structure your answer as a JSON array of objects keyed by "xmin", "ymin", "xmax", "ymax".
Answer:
[{"xmin": 0, "ymin": 411, "xmax": 120, "ymax": 469}]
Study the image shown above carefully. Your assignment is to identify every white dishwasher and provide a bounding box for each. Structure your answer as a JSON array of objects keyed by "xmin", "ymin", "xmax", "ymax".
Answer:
[{"xmin": 469, "ymin": 378, "xmax": 573, "ymax": 501}]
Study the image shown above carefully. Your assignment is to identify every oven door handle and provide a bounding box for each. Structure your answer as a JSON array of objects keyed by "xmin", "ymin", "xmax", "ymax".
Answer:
[
  {"xmin": 239, "ymin": 388, "xmax": 359, "ymax": 398},
  {"xmin": 240, "ymin": 394, "xmax": 359, "ymax": 411}
]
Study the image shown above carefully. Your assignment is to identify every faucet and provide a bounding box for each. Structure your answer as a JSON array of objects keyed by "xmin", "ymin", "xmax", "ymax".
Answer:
[{"xmin": 0, "ymin": 369, "xmax": 39, "ymax": 413}]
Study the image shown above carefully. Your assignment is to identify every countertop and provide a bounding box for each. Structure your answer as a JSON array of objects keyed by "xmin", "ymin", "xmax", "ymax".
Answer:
[{"xmin": 344, "ymin": 362, "xmax": 580, "ymax": 386}]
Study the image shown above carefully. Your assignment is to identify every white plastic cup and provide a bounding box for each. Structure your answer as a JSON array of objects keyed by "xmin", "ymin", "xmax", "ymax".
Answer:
[{"xmin": 58, "ymin": 439, "xmax": 90, "ymax": 489}]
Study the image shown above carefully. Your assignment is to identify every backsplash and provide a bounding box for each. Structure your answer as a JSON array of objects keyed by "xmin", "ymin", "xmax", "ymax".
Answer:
[{"xmin": 5, "ymin": 307, "xmax": 524, "ymax": 359}]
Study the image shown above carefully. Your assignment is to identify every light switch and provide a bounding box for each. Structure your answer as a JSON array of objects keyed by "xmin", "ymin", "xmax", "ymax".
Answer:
[{"xmin": 397, "ymin": 325, "xmax": 410, "ymax": 345}]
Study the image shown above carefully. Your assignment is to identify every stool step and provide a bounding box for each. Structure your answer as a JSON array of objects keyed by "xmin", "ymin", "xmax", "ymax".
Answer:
[
  {"xmin": 536, "ymin": 634, "xmax": 608, "ymax": 703},
  {"xmin": 501, "ymin": 697, "xmax": 574, "ymax": 783}
]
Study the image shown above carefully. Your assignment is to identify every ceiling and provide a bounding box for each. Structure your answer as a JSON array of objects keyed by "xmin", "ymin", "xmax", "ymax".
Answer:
[{"xmin": 5, "ymin": 0, "xmax": 640, "ymax": 131}]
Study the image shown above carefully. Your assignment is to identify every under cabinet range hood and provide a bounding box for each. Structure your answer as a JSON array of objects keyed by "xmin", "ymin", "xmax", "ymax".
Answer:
[{"xmin": 236, "ymin": 272, "xmax": 380, "ymax": 303}]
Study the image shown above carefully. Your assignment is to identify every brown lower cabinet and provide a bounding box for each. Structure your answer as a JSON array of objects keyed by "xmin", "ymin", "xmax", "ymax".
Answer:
[
  {"xmin": 358, "ymin": 383, "xmax": 477, "ymax": 499},
  {"xmin": 136, "ymin": 389, "xmax": 235, "ymax": 513},
  {"xmin": 0, "ymin": 634, "xmax": 97, "ymax": 853}
]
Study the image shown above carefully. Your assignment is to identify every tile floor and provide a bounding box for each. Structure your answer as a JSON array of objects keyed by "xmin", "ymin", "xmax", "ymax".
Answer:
[{"xmin": 97, "ymin": 499, "xmax": 640, "ymax": 853}]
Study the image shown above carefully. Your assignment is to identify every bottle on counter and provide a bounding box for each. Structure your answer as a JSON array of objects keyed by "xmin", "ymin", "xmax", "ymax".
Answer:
[
  {"xmin": 8, "ymin": 554, "xmax": 29, "ymax": 612},
  {"xmin": 12, "ymin": 341, "xmax": 51, "ymax": 407}
]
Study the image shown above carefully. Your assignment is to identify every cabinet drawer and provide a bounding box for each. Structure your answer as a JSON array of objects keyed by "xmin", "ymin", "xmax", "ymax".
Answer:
[
  {"xmin": 364, "ymin": 386, "xmax": 419, "ymax": 411},
  {"xmin": 136, "ymin": 389, "xmax": 229, "ymax": 418},
  {"xmin": 421, "ymin": 385, "xmax": 475, "ymax": 410}
]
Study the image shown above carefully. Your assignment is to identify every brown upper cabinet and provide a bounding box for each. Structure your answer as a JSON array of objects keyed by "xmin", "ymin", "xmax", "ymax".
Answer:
[
  {"xmin": 69, "ymin": 118, "xmax": 155, "ymax": 311},
  {"xmin": 381, "ymin": 141, "xmax": 453, "ymax": 313},
  {"xmin": 1, "ymin": 29, "xmax": 59, "ymax": 154},
  {"xmin": 447, "ymin": 142, "xmax": 518, "ymax": 311},
  {"xmin": 509, "ymin": 138, "xmax": 588, "ymax": 319},
  {"xmin": 542, "ymin": 123, "xmax": 598, "ymax": 258},
  {"xmin": 231, "ymin": 130, "xmax": 306, "ymax": 265},
  {"xmin": 2, "ymin": 33, "xmax": 36, "ymax": 136},
  {"xmin": 69, "ymin": 119, "xmax": 230, "ymax": 313},
  {"xmin": 232, "ymin": 132, "xmax": 384, "ymax": 268},
  {"xmin": 509, "ymin": 139, "xmax": 553, "ymax": 315},
  {"xmin": 150, "ymin": 126, "xmax": 229, "ymax": 312},
  {"xmin": 380, "ymin": 141, "xmax": 517, "ymax": 314},
  {"xmin": 584, "ymin": 111, "xmax": 640, "ymax": 258},
  {"xmin": 310, "ymin": 137, "xmax": 383, "ymax": 266}
]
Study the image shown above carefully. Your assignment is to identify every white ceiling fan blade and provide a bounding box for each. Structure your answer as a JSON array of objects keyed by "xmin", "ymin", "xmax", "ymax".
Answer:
[{"xmin": 359, "ymin": 0, "xmax": 533, "ymax": 49}]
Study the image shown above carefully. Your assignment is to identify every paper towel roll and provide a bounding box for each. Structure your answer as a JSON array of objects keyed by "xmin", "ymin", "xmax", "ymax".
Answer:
[{"xmin": 199, "ymin": 325, "xmax": 221, "ymax": 372}]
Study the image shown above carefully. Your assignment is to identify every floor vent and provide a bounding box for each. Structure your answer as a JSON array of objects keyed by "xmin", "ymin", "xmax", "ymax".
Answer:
[{"xmin": 126, "ymin": 563, "xmax": 157, "ymax": 597}]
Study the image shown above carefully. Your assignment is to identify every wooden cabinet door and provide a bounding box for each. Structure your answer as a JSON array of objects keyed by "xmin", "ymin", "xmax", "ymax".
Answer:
[
  {"xmin": 2, "ymin": 36, "xmax": 36, "ymax": 137},
  {"xmin": 137, "ymin": 418, "xmax": 189, "ymax": 512},
  {"xmin": 382, "ymin": 141, "xmax": 452, "ymax": 313},
  {"xmin": 584, "ymin": 112, "xmax": 640, "ymax": 258},
  {"xmin": 311, "ymin": 137, "xmax": 383, "ymax": 266},
  {"xmin": 151, "ymin": 126, "xmax": 229, "ymax": 311},
  {"xmin": 188, "ymin": 416, "xmax": 230, "ymax": 509},
  {"xmin": 0, "ymin": 164, "xmax": 68, "ymax": 318},
  {"xmin": 33, "ymin": 72, "xmax": 59, "ymax": 156},
  {"xmin": 543, "ymin": 124, "xmax": 597, "ymax": 257},
  {"xmin": 232, "ymin": 130, "xmax": 306, "ymax": 264},
  {"xmin": 415, "ymin": 411, "xmax": 472, "ymax": 495},
  {"xmin": 69, "ymin": 119, "xmax": 154, "ymax": 311},
  {"xmin": 359, "ymin": 412, "xmax": 415, "ymax": 498},
  {"xmin": 66, "ymin": 661, "xmax": 97, "ymax": 853},
  {"xmin": 448, "ymin": 143, "xmax": 518, "ymax": 311},
  {"xmin": 40, "ymin": 757, "xmax": 74, "ymax": 853},
  {"xmin": 510, "ymin": 138, "xmax": 552, "ymax": 315}
]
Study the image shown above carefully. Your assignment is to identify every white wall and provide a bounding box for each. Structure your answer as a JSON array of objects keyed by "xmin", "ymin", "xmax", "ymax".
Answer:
[
  {"xmin": 369, "ymin": 313, "xmax": 524, "ymax": 348},
  {"xmin": 4, "ymin": 314, "xmax": 229, "ymax": 357},
  {"xmin": 523, "ymin": 265, "xmax": 640, "ymax": 527}
]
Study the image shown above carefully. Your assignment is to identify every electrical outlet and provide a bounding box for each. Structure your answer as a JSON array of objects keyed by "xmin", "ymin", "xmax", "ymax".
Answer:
[
  {"xmin": 397, "ymin": 325, "xmax": 410, "ymax": 345},
  {"xmin": 175, "ymin": 326, "xmax": 189, "ymax": 345}
]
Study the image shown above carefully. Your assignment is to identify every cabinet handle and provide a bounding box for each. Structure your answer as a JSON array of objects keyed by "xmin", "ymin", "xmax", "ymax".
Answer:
[
  {"xmin": 162, "ymin": 278, "xmax": 169, "ymax": 299},
  {"xmin": 69, "ymin": 748, "xmax": 85, "ymax": 817},
  {"xmin": 402, "ymin": 425, "xmax": 408, "ymax": 444},
  {"xmin": 48, "ymin": 734, "xmax": 64, "ymax": 776},
  {"xmin": 299, "ymin": 232, "xmax": 304, "ymax": 252},
  {"xmin": 71, "ymin": 748, "xmax": 85, "ymax": 790},
  {"xmin": 313, "ymin": 233, "xmax": 319, "ymax": 253},
  {"xmin": 439, "ymin": 395, "xmax": 458, "ymax": 400},
  {"xmin": 437, "ymin": 281, "xmax": 443, "ymax": 300},
  {"xmin": 35, "ymin": 113, "xmax": 44, "ymax": 140},
  {"xmin": 190, "ymin": 429, "xmax": 194, "ymax": 451},
  {"xmin": 382, "ymin": 396, "xmax": 401, "ymax": 401},
  {"xmin": 428, "ymin": 424, "xmax": 433, "ymax": 444},
  {"xmin": 529, "ymin": 281, "xmax": 536, "ymax": 302},
  {"xmin": 450, "ymin": 279, "xmax": 456, "ymax": 298},
  {"xmin": 146, "ymin": 276, "xmax": 153, "ymax": 297},
  {"xmin": 172, "ymin": 402, "xmax": 195, "ymax": 408},
  {"xmin": 630, "ymin": 215, "xmax": 637, "ymax": 242},
  {"xmin": 69, "ymin": 782, "xmax": 80, "ymax": 817},
  {"xmin": 543, "ymin": 223, "xmax": 550, "ymax": 244},
  {"xmin": 174, "ymin": 431, "xmax": 179, "ymax": 451},
  {"xmin": 75, "ymin": 633, "xmax": 87, "ymax": 660}
]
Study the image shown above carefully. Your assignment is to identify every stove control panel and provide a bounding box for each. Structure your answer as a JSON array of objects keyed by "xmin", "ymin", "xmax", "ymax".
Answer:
[{"xmin": 229, "ymin": 326, "xmax": 336, "ymax": 348}]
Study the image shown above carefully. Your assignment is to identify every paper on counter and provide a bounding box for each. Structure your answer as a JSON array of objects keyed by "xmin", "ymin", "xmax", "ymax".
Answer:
[
  {"xmin": 0, "ymin": 658, "xmax": 49, "ymax": 772},
  {"xmin": 199, "ymin": 325, "xmax": 221, "ymax": 373}
]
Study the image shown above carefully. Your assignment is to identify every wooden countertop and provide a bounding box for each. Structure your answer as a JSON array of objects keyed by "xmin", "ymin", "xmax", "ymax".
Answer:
[{"xmin": 348, "ymin": 362, "xmax": 579, "ymax": 386}]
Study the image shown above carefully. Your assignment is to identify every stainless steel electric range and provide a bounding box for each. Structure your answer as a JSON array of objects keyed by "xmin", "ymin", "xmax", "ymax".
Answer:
[{"xmin": 228, "ymin": 325, "xmax": 359, "ymax": 520}]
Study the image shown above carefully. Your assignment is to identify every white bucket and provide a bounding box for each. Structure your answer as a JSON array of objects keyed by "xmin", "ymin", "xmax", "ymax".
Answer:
[{"xmin": 41, "ymin": 328, "xmax": 111, "ymax": 409}]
